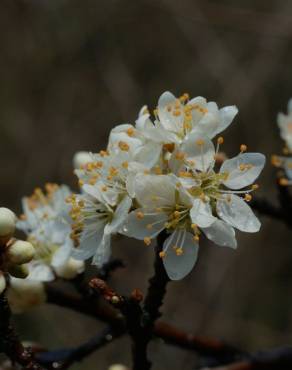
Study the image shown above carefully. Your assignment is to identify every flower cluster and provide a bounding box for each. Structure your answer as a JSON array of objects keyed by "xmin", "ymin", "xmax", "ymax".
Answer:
[
  {"xmin": 272, "ymin": 99, "xmax": 292, "ymax": 185},
  {"xmin": 17, "ymin": 184, "xmax": 85, "ymax": 282},
  {"xmin": 69, "ymin": 91, "xmax": 265, "ymax": 280},
  {"xmin": 0, "ymin": 207, "xmax": 35, "ymax": 294}
]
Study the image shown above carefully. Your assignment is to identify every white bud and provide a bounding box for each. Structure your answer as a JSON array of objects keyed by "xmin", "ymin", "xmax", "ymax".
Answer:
[
  {"xmin": 108, "ymin": 365, "xmax": 129, "ymax": 370},
  {"xmin": 73, "ymin": 151, "xmax": 92, "ymax": 169},
  {"xmin": 0, "ymin": 273, "xmax": 6, "ymax": 294},
  {"xmin": 0, "ymin": 208, "xmax": 16, "ymax": 237},
  {"xmin": 7, "ymin": 240, "xmax": 35, "ymax": 265},
  {"xmin": 7, "ymin": 278, "xmax": 46, "ymax": 313},
  {"xmin": 54, "ymin": 258, "xmax": 85, "ymax": 280}
]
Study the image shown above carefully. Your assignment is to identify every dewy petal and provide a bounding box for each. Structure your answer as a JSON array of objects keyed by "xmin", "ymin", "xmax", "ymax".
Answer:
[
  {"xmin": 158, "ymin": 91, "xmax": 184, "ymax": 133},
  {"xmin": 121, "ymin": 208, "xmax": 167, "ymax": 239},
  {"xmin": 213, "ymin": 105, "xmax": 238, "ymax": 137},
  {"xmin": 107, "ymin": 195, "xmax": 132, "ymax": 234},
  {"xmin": 181, "ymin": 132, "xmax": 215, "ymax": 171},
  {"xmin": 217, "ymin": 194, "xmax": 261, "ymax": 232},
  {"xmin": 221, "ymin": 153, "xmax": 266, "ymax": 189},
  {"xmin": 71, "ymin": 222, "xmax": 105, "ymax": 260},
  {"xmin": 134, "ymin": 174, "xmax": 176, "ymax": 208},
  {"xmin": 163, "ymin": 230, "xmax": 199, "ymax": 281},
  {"xmin": 190, "ymin": 199, "xmax": 216, "ymax": 228},
  {"xmin": 201, "ymin": 219, "xmax": 237, "ymax": 249}
]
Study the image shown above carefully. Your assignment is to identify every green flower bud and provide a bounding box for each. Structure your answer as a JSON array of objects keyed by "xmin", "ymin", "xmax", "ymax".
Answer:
[
  {"xmin": 0, "ymin": 208, "xmax": 16, "ymax": 238},
  {"xmin": 8, "ymin": 264, "xmax": 29, "ymax": 279},
  {"xmin": 0, "ymin": 273, "xmax": 6, "ymax": 294},
  {"xmin": 7, "ymin": 240, "xmax": 35, "ymax": 265}
]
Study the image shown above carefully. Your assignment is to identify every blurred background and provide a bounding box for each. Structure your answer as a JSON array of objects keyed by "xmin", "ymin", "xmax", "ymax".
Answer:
[{"xmin": 1, "ymin": 0, "xmax": 292, "ymax": 369}]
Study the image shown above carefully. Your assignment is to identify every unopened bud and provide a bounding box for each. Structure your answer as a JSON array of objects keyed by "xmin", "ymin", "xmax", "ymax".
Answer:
[
  {"xmin": 54, "ymin": 258, "xmax": 85, "ymax": 280},
  {"xmin": 7, "ymin": 240, "xmax": 35, "ymax": 265},
  {"xmin": 73, "ymin": 151, "xmax": 92, "ymax": 169},
  {"xmin": 8, "ymin": 264, "xmax": 29, "ymax": 279},
  {"xmin": 0, "ymin": 273, "xmax": 6, "ymax": 294},
  {"xmin": 108, "ymin": 365, "xmax": 129, "ymax": 370},
  {"xmin": 0, "ymin": 208, "xmax": 16, "ymax": 238}
]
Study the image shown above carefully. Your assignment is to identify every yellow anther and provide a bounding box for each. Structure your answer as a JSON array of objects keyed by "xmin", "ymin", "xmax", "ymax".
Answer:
[
  {"xmin": 101, "ymin": 186, "xmax": 108, "ymax": 192},
  {"xmin": 179, "ymin": 171, "xmax": 192, "ymax": 178},
  {"xmin": 217, "ymin": 136, "xmax": 224, "ymax": 145},
  {"xmin": 136, "ymin": 211, "xmax": 144, "ymax": 220},
  {"xmin": 271, "ymin": 155, "xmax": 282, "ymax": 167},
  {"xmin": 240, "ymin": 144, "xmax": 247, "ymax": 153},
  {"xmin": 100, "ymin": 150, "xmax": 109, "ymax": 157},
  {"xmin": 146, "ymin": 224, "xmax": 153, "ymax": 230},
  {"xmin": 196, "ymin": 139, "xmax": 205, "ymax": 146},
  {"xmin": 173, "ymin": 109, "xmax": 181, "ymax": 116},
  {"xmin": 174, "ymin": 211, "xmax": 180, "ymax": 218},
  {"xmin": 89, "ymin": 177, "xmax": 97, "ymax": 185},
  {"xmin": 144, "ymin": 237, "xmax": 152, "ymax": 246},
  {"xmin": 78, "ymin": 179, "xmax": 84, "ymax": 187},
  {"xmin": 279, "ymin": 178, "xmax": 289, "ymax": 186},
  {"xmin": 154, "ymin": 166, "xmax": 162, "ymax": 175},
  {"xmin": 127, "ymin": 127, "xmax": 135, "ymax": 137},
  {"xmin": 252, "ymin": 184, "xmax": 259, "ymax": 190},
  {"xmin": 163, "ymin": 143, "xmax": 175, "ymax": 153},
  {"xmin": 193, "ymin": 235, "xmax": 200, "ymax": 242},
  {"xmin": 175, "ymin": 151, "xmax": 186, "ymax": 160},
  {"xmin": 244, "ymin": 194, "xmax": 252, "ymax": 202},
  {"xmin": 175, "ymin": 247, "xmax": 183, "ymax": 256},
  {"xmin": 159, "ymin": 251, "xmax": 166, "ymax": 258},
  {"xmin": 122, "ymin": 161, "xmax": 129, "ymax": 169},
  {"xmin": 118, "ymin": 141, "xmax": 130, "ymax": 152}
]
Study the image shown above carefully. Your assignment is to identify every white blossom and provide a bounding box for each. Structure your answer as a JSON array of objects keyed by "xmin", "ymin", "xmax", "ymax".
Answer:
[
  {"xmin": 17, "ymin": 184, "xmax": 84, "ymax": 282},
  {"xmin": 277, "ymin": 98, "xmax": 292, "ymax": 152}
]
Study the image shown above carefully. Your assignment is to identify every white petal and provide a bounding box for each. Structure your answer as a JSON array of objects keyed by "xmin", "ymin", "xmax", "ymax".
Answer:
[
  {"xmin": 92, "ymin": 233, "xmax": 111, "ymax": 267},
  {"xmin": 202, "ymin": 219, "xmax": 237, "ymax": 248},
  {"xmin": 190, "ymin": 199, "xmax": 216, "ymax": 228},
  {"xmin": 163, "ymin": 230, "xmax": 199, "ymax": 280},
  {"xmin": 214, "ymin": 105, "xmax": 238, "ymax": 137},
  {"xmin": 158, "ymin": 91, "xmax": 183, "ymax": 133},
  {"xmin": 181, "ymin": 132, "xmax": 215, "ymax": 171},
  {"xmin": 51, "ymin": 237, "xmax": 73, "ymax": 268},
  {"xmin": 134, "ymin": 174, "xmax": 176, "ymax": 208},
  {"xmin": 195, "ymin": 112, "xmax": 219, "ymax": 138},
  {"xmin": 121, "ymin": 209, "xmax": 167, "ymax": 239},
  {"xmin": 107, "ymin": 196, "xmax": 132, "ymax": 234},
  {"xmin": 28, "ymin": 263, "xmax": 55, "ymax": 282},
  {"xmin": 136, "ymin": 113, "xmax": 153, "ymax": 131},
  {"xmin": 134, "ymin": 142, "xmax": 161, "ymax": 168},
  {"xmin": 83, "ymin": 184, "xmax": 103, "ymax": 203},
  {"xmin": 221, "ymin": 153, "xmax": 266, "ymax": 189},
  {"xmin": 217, "ymin": 195, "xmax": 261, "ymax": 232},
  {"xmin": 71, "ymin": 223, "xmax": 105, "ymax": 260}
]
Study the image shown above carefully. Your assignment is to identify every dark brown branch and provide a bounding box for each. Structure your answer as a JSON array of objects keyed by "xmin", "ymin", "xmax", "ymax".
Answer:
[
  {"xmin": 45, "ymin": 283, "xmax": 243, "ymax": 360},
  {"xmin": 0, "ymin": 292, "xmax": 45, "ymax": 370}
]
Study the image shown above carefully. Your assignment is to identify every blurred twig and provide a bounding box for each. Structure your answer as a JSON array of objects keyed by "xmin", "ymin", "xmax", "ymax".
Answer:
[{"xmin": 0, "ymin": 292, "xmax": 45, "ymax": 370}]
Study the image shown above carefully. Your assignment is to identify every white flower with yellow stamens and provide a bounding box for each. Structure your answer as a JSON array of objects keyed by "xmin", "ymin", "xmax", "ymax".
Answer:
[
  {"xmin": 17, "ymin": 184, "xmax": 84, "ymax": 281},
  {"xmin": 121, "ymin": 174, "xmax": 200, "ymax": 280},
  {"xmin": 172, "ymin": 133, "xmax": 265, "ymax": 247},
  {"xmin": 156, "ymin": 91, "xmax": 238, "ymax": 143},
  {"xmin": 69, "ymin": 184, "xmax": 132, "ymax": 266}
]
